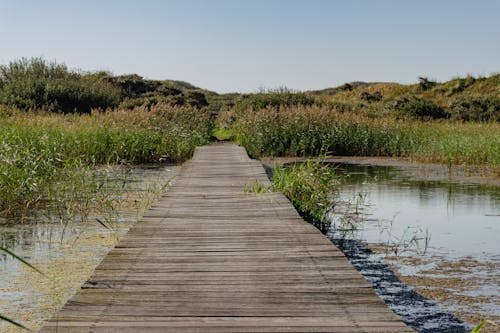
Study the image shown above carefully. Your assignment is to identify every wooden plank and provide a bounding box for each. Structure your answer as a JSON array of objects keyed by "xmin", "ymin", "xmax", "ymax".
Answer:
[{"xmin": 38, "ymin": 143, "xmax": 414, "ymax": 332}]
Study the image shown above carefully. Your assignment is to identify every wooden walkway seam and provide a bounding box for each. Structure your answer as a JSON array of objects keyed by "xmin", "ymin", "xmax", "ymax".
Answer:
[{"xmin": 39, "ymin": 142, "xmax": 415, "ymax": 332}]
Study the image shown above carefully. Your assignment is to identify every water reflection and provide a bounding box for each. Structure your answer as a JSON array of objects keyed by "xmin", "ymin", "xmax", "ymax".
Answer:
[
  {"xmin": 329, "ymin": 163, "xmax": 500, "ymax": 326},
  {"xmin": 332, "ymin": 164, "xmax": 500, "ymax": 258}
]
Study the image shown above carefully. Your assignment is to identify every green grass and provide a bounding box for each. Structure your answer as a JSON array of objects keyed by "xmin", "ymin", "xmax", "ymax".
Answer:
[
  {"xmin": 271, "ymin": 160, "xmax": 338, "ymax": 222},
  {"xmin": 223, "ymin": 105, "xmax": 500, "ymax": 174},
  {"xmin": 211, "ymin": 127, "xmax": 233, "ymax": 141},
  {"xmin": 0, "ymin": 104, "xmax": 213, "ymax": 214}
]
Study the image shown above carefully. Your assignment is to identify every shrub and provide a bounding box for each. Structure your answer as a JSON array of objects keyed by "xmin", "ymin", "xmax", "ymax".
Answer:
[
  {"xmin": 359, "ymin": 91, "xmax": 382, "ymax": 102},
  {"xmin": 106, "ymin": 74, "xmax": 160, "ymax": 98},
  {"xmin": 387, "ymin": 96, "xmax": 449, "ymax": 120},
  {"xmin": 417, "ymin": 77, "xmax": 437, "ymax": 91},
  {"xmin": 449, "ymin": 76, "xmax": 476, "ymax": 95},
  {"xmin": 0, "ymin": 58, "xmax": 121, "ymax": 113},
  {"xmin": 184, "ymin": 90, "xmax": 209, "ymax": 108},
  {"xmin": 450, "ymin": 96, "xmax": 500, "ymax": 122}
]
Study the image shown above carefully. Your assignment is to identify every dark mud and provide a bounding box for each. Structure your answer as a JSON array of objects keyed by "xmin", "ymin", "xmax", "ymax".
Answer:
[{"xmin": 329, "ymin": 236, "xmax": 470, "ymax": 333}]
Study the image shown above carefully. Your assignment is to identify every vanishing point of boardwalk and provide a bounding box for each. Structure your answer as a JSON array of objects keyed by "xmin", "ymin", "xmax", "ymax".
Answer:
[{"xmin": 39, "ymin": 143, "xmax": 414, "ymax": 332}]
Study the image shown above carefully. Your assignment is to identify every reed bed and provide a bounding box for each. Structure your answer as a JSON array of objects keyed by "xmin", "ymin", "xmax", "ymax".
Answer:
[
  {"xmin": 271, "ymin": 160, "xmax": 338, "ymax": 224},
  {"xmin": 225, "ymin": 105, "xmax": 500, "ymax": 173},
  {"xmin": 0, "ymin": 104, "xmax": 213, "ymax": 214}
]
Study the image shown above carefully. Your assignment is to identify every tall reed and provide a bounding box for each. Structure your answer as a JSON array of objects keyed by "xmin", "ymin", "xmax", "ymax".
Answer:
[
  {"xmin": 226, "ymin": 105, "xmax": 500, "ymax": 172},
  {"xmin": 0, "ymin": 104, "xmax": 213, "ymax": 213}
]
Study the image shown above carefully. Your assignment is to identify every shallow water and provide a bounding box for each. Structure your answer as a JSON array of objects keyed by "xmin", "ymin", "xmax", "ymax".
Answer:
[
  {"xmin": 332, "ymin": 164, "xmax": 500, "ymax": 258},
  {"xmin": 0, "ymin": 164, "xmax": 179, "ymax": 332},
  {"xmin": 329, "ymin": 163, "xmax": 500, "ymax": 331}
]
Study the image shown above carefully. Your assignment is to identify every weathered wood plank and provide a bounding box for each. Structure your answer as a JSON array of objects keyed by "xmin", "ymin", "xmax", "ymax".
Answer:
[{"xmin": 38, "ymin": 143, "xmax": 414, "ymax": 332}]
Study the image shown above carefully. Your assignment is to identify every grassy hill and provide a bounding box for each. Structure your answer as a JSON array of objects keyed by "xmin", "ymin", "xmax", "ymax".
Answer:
[
  {"xmin": 1, "ymin": 58, "xmax": 498, "ymax": 122},
  {"xmin": 313, "ymin": 75, "xmax": 500, "ymax": 121},
  {"xmin": 0, "ymin": 58, "xmax": 216, "ymax": 113}
]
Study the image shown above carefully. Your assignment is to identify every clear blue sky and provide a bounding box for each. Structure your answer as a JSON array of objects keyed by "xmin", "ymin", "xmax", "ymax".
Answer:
[{"xmin": 1, "ymin": 0, "xmax": 499, "ymax": 93}]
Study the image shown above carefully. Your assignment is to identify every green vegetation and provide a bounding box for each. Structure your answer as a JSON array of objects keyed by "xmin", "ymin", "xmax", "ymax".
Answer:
[
  {"xmin": 243, "ymin": 160, "xmax": 338, "ymax": 229},
  {"xmin": 472, "ymin": 320, "xmax": 498, "ymax": 333},
  {"xmin": 271, "ymin": 160, "xmax": 338, "ymax": 222},
  {"xmin": 0, "ymin": 58, "xmax": 121, "ymax": 113},
  {"xmin": 1, "ymin": 58, "xmax": 498, "ymax": 212},
  {"xmin": 385, "ymin": 95, "xmax": 449, "ymax": 120},
  {"xmin": 0, "ymin": 104, "xmax": 212, "ymax": 214},
  {"xmin": 223, "ymin": 105, "xmax": 500, "ymax": 172},
  {"xmin": 232, "ymin": 87, "xmax": 316, "ymax": 112},
  {"xmin": 244, "ymin": 179, "xmax": 270, "ymax": 195},
  {"xmin": 217, "ymin": 75, "xmax": 500, "ymax": 174},
  {"xmin": 313, "ymin": 74, "xmax": 500, "ymax": 121},
  {"xmin": 0, "ymin": 58, "xmax": 215, "ymax": 114},
  {"xmin": 109, "ymin": 73, "xmax": 213, "ymax": 110}
]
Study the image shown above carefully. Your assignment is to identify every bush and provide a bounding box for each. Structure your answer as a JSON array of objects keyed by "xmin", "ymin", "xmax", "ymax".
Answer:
[
  {"xmin": 184, "ymin": 90, "xmax": 209, "ymax": 108},
  {"xmin": 449, "ymin": 76, "xmax": 476, "ymax": 95},
  {"xmin": 450, "ymin": 96, "xmax": 500, "ymax": 122},
  {"xmin": 0, "ymin": 58, "xmax": 121, "ymax": 113},
  {"xmin": 106, "ymin": 74, "xmax": 161, "ymax": 98},
  {"xmin": 387, "ymin": 95, "xmax": 449, "ymax": 120},
  {"xmin": 359, "ymin": 91, "xmax": 382, "ymax": 102},
  {"xmin": 417, "ymin": 77, "xmax": 437, "ymax": 91}
]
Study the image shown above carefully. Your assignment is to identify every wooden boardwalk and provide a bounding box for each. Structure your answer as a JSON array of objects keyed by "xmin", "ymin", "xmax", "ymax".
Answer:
[{"xmin": 39, "ymin": 143, "xmax": 414, "ymax": 332}]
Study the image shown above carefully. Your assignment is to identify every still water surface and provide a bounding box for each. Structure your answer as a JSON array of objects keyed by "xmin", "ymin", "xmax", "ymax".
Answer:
[
  {"xmin": 329, "ymin": 163, "xmax": 499, "ymax": 330},
  {"xmin": 332, "ymin": 164, "xmax": 500, "ymax": 259}
]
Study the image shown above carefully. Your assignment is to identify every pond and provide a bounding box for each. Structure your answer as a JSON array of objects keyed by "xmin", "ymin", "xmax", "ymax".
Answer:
[
  {"xmin": 328, "ymin": 163, "xmax": 499, "ymax": 332},
  {"xmin": 0, "ymin": 164, "xmax": 179, "ymax": 332}
]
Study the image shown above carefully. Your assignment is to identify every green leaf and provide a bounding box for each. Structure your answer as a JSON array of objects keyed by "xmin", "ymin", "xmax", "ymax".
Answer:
[
  {"xmin": 0, "ymin": 246, "xmax": 43, "ymax": 275},
  {"xmin": 472, "ymin": 319, "xmax": 497, "ymax": 333},
  {"xmin": 472, "ymin": 320, "xmax": 486, "ymax": 333}
]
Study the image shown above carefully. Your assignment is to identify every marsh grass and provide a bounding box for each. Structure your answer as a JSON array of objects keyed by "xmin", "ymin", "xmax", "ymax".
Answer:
[
  {"xmin": 233, "ymin": 87, "xmax": 316, "ymax": 112},
  {"xmin": 0, "ymin": 104, "xmax": 212, "ymax": 215},
  {"xmin": 244, "ymin": 180, "xmax": 270, "ymax": 195},
  {"xmin": 225, "ymin": 105, "xmax": 500, "ymax": 173},
  {"xmin": 271, "ymin": 160, "xmax": 338, "ymax": 225},
  {"xmin": 376, "ymin": 220, "xmax": 432, "ymax": 257}
]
